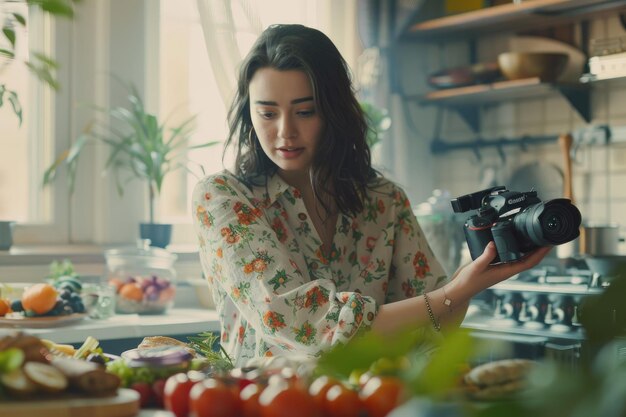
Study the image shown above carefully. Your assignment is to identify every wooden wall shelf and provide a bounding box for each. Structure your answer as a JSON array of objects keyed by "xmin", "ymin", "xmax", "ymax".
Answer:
[
  {"xmin": 406, "ymin": 0, "xmax": 626, "ymax": 40},
  {"xmin": 408, "ymin": 78, "xmax": 591, "ymax": 132}
]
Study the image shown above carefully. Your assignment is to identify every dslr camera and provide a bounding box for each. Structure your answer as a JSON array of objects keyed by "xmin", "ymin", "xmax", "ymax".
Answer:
[{"xmin": 451, "ymin": 186, "xmax": 581, "ymax": 263}]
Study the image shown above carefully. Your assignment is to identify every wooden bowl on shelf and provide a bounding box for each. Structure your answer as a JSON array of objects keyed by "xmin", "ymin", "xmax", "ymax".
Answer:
[{"xmin": 498, "ymin": 52, "xmax": 569, "ymax": 82}]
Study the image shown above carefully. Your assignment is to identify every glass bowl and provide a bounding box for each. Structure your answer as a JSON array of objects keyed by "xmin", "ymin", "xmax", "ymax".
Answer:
[{"xmin": 105, "ymin": 240, "xmax": 178, "ymax": 314}]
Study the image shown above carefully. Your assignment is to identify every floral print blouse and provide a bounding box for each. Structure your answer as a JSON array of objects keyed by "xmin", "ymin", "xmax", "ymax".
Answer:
[{"xmin": 192, "ymin": 170, "xmax": 447, "ymax": 366}]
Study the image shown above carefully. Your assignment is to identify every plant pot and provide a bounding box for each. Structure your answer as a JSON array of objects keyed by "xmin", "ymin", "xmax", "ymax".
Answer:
[
  {"xmin": 0, "ymin": 221, "xmax": 16, "ymax": 251},
  {"xmin": 139, "ymin": 223, "xmax": 172, "ymax": 248}
]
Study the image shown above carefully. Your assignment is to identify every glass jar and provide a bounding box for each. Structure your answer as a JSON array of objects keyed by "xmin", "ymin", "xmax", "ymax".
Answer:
[{"xmin": 105, "ymin": 239, "xmax": 178, "ymax": 314}]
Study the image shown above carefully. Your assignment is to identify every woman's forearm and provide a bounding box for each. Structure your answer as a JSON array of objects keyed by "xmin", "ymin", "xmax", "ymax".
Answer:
[
  {"xmin": 371, "ymin": 243, "xmax": 551, "ymax": 336},
  {"xmin": 370, "ymin": 284, "xmax": 470, "ymax": 335}
]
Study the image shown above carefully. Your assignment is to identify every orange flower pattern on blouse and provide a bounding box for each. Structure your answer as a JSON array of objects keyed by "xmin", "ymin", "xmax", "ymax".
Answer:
[{"xmin": 192, "ymin": 171, "xmax": 447, "ymax": 366}]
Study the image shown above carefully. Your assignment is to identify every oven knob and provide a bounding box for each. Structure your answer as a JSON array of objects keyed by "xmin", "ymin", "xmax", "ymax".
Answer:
[
  {"xmin": 518, "ymin": 302, "xmax": 534, "ymax": 322},
  {"xmin": 494, "ymin": 298, "xmax": 513, "ymax": 319},
  {"xmin": 544, "ymin": 304, "xmax": 565, "ymax": 325},
  {"xmin": 571, "ymin": 305, "xmax": 581, "ymax": 327}
]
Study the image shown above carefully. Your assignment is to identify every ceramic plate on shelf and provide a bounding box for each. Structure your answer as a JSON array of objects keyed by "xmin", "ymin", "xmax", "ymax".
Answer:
[{"xmin": 0, "ymin": 312, "xmax": 87, "ymax": 328}]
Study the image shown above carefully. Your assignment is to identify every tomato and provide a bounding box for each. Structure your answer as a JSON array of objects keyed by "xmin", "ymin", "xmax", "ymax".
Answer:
[
  {"xmin": 152, "ymin": 378, "xmax": 167, "ymax": 408},
  {"xmin": 325, "ymin": 384, "xmax": 362, "ymax": 417},
  {"xmin": 240, "ymin": 382, "xmax": 263, "ymax": 417},
  {"xmin": 359, "ymin": 376, "xmax": 406, "ymax": 417},
  {"xmin": 189, "ymin": 377, "xmax": 241, "ymax": 417},
  {"xmin": 308, "ymin": 375, "xmax": 340, "ymax": 410},
  {"xmin": 130, "ymin": 381, "xmax": 154, "ymax": 408},
  {"xmin": 164, "ymin": 371, "xmax": 204, "ymax": 417},
  {"xmin": 259, "ymin": 382, "xmax": 319, "ymax": 417}
]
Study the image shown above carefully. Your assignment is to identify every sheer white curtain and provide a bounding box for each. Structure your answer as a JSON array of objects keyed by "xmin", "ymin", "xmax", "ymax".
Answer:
[{"xmin": 195, "ymin": 0, "xmax": 360, "ymax": 107}]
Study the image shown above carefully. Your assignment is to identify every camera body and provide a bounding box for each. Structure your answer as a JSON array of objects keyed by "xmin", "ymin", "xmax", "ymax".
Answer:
[{"xmin": 451, "ymin": 186, "xmax": 582, "ymax": 263}]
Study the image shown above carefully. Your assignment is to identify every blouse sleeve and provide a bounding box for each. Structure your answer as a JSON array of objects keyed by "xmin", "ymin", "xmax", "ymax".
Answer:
[
  {"xmin": 192, "ymin": 173, "xmax": 377, "ymax": 357},
  {"xmin": 386, "ymin": 185, "xmax": 448, "ymax": 303}
]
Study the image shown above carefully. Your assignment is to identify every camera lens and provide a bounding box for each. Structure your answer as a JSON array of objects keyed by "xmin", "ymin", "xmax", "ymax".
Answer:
[
  {"xmin": 546, "ymin": 215, "xmax": 560, "ymax": 231},
  {"xmin": 514, "ymin": 199, "xmax": 581, "ymax": 246}
]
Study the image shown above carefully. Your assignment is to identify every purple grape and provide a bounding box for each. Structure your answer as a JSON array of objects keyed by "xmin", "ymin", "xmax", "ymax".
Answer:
[
  {"xmin": 144, "ymin": 285, "xmax": 160, "ymax": 301},
  {"xmin": 155, "ymin": 277, "xmax": 171, "ymax": 289},
  {"xmin": 140, "ymin": 278, "xmax": 153, "ymax": 290}
]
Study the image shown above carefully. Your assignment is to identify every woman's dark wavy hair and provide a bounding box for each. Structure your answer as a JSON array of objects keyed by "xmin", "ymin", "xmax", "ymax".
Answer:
[{"xmin": 224, "ymin": 24, "xmax": 377, "ymax": 217}]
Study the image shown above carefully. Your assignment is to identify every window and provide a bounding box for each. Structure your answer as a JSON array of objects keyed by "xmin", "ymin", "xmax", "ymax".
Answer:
[
  {"xmin": 0, "ymin": 3, "xmax": 37, "ymax": 223},
  {"xmin": 0, "ymin": 4, "xmax": 66, "ymax": 244},
  {"xmin": 0, "ymin": 1, "xmax": 359, "ymax": 247}
]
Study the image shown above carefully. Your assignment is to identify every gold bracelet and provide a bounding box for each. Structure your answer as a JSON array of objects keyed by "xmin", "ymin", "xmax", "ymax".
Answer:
[{"xmin": 423, "ymin": 293, "xmax": 441, "ymax": 332}]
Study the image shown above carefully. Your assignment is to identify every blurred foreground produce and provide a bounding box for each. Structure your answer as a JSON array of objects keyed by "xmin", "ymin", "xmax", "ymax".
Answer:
[{"xmin": 0, "ymin": 332, "xmax": 121, "ymax": 399}]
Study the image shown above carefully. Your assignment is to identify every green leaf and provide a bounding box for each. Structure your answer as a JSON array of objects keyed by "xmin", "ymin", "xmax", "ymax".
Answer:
[
  {"xmin": 0, "ymin": 48, "xmax": 15, "ymax": 59},
  {"xmin": 408, "ymin": 328, "xmax": 474, "ymax": 398},
  {"xmin": 12, "ymin": 13, "xmax": 27, "ymax": 26},
  {"xmin": 25, "ymin": 61, "xmax": 60, "ymax": 90},
  {"xmin": 43, "ymin": 149, "xmax": 70, "ymax": 186},
  {"xmin": 316, "ymin": 329, "xmax": 428, "ymax": 379},
  {"xmin": 37, "ymin": 0, "xmax": 75, "ymax": 18},
  {"xmin": 32, "ymin": 52, "xmax": 59, "ymax": 69},
  {"xmin": 7, "ymin": 91, "xmax": 23, "ymax": 126},
  {"xmin": 2, "ymin": 27, "xmax": 16, "ymax": 49}
]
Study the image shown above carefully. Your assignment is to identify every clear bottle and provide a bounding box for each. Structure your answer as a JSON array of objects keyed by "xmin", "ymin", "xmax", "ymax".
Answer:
[{"xmin": 105, "ymin": 239, "xmax": 178, "ymax": 314}]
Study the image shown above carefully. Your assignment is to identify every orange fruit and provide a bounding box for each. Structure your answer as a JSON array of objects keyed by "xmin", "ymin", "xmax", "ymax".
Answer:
[
  {"xmin": 21, "ymin": 283, "xmax": 58, "ymax": 315},
  {"xmin": 108, "ymin": 277, "xmax": 124, "ymax": 292},
  {"xmin": 119, "ymin": 283, "xmax": 143, "ymax": 301},
  {"xmin": 0, "ymin": 299, "xmax": 12, "ymax": 316}
]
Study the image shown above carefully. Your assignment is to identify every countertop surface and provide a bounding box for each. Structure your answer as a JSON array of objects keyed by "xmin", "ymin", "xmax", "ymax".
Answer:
[{"xmin": 0, "ymin": 308, "xmax": 220, "ymax": 344}]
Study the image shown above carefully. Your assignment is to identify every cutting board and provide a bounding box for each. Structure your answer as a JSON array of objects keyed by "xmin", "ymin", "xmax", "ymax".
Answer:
[{"xmin": 2, "ymin": 388, "xmax": 140, "ymax": 417}]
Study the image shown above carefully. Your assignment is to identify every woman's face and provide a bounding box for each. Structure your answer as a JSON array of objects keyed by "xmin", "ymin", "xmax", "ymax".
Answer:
[{"xmin": 249, "ymin": 68, "xmax": 323, "ymax": 183}]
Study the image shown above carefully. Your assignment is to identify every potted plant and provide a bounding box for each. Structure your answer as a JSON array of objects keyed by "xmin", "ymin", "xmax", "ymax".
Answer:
[
  {"xmin": 361, "ymin": 101, "xmax": 391, "ymax": 149},
  {"xmin": 44, "ymin": 82, "xmax": 218, "ymax": 247}
]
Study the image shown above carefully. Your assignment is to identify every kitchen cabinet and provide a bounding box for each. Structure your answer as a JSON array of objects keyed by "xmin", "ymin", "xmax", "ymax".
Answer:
[{"xmin": 401, "ymin": 0, "xmax": 626, "ymax": 151}]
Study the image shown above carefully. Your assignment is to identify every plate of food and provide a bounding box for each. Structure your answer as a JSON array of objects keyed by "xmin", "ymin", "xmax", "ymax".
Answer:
[{"xmin": 0, "ymin": 312, "xmax": 87, "ymax": 328}]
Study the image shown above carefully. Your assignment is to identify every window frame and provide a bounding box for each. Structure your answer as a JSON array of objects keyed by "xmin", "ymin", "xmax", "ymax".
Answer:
[{"xmin": 12, "ymin": 6, "xmax": 71, "ymax": 245}]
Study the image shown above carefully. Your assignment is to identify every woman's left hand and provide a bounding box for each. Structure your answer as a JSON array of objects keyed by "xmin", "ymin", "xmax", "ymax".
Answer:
[{"xmin": 447, "ymin": 242, "xmax": 552, "ymax": 298}]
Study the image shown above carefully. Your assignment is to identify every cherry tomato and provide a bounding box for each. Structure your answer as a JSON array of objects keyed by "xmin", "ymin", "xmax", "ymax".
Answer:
[
  {"xmin": 164, "ymin": 371, "xmax": 204, "ymax": 417},
  {"xmin": 189, "ymin": 377, "xmax": 241, "ymax": 417},
  {"xmin": 240, "ymin": 382, "xmax": 263, "ymax": 417},
  {"xmin": 259, "ymin": 382, "xmax": 319, "ymax": 417},
  {"xmin": 359, "ymin": 376, "xmax": 406, "ymax": 417},
  {"xmin": 152, "ymin": 378, "xmax": 167, "ymax": 408},
  {"xmin": 130, "ymin": 381, "xmax": 154, "ymax": 408},
  {"xmin": 308, "ymin": 375, "xmax": 340, "ymax": 410},
  {"xmin": 325, "ymin": 384, "xmax": 362, "ymax": 417}
]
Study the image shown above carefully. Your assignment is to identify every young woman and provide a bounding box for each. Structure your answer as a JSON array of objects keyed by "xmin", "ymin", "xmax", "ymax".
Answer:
[{"xmin": 192, "ymin": 24, "xmax": 550, "ymax": 366}]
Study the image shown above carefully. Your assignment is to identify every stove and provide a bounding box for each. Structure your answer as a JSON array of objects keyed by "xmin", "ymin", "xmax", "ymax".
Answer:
[{"xmin": 462, "ymin": 265, "xmax": 606, "ymax": 367}]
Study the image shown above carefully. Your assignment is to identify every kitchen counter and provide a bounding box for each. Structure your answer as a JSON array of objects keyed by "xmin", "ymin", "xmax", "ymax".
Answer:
[{"xmin": 0, "ymin": 308, "xmax": 220, "ymax": 345}]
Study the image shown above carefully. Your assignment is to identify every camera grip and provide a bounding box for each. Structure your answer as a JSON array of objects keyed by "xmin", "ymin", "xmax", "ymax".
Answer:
[
  {"xmin": 492, "ymin": 220, "xmax": 522, "ymax": 262},
  {"xmin": 464, "ymin": 224, "xmax": 494, "ymax": 261}
]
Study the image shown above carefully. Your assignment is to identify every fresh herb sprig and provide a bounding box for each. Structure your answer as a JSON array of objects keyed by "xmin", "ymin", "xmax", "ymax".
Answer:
[
  {"xmin": 187, "ymin": 332, "xmax": 233, "ymax": 371},
  {"xmin": 47, "ymin": 259, "xmax": 78, "ymax": 281}
]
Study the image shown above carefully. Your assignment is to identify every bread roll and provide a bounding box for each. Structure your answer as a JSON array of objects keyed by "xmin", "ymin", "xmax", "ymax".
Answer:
[{"xmin": 464, "ymin": 359, "xmax": 536, "ymax": 400}]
